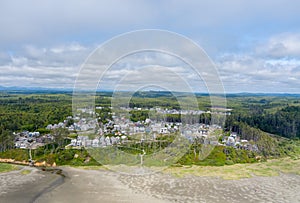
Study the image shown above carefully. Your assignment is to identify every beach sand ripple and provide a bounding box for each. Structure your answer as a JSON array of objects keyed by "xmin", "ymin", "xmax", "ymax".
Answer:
[{"xmin": 1, "ymin": 166, "xmax": 300, "ymax": 203}]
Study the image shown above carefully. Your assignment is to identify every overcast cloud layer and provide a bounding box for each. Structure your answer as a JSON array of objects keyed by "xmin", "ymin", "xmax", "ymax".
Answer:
[{"xmin": 1, "ymin": 0, "xmax": 300, "ymax": 93}]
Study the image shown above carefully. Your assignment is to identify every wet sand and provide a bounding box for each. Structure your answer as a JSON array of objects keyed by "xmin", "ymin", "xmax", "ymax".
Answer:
[
  {"xmin": 35, "ymin": 167, "xmax": 166, "ymax": 203},
  {"xmin": 1, "ymin": 166, "xmax": 300, "ymax": 203},
  {"xmin": 0, "ymin": 166, "xmax": 63, "ymax": 203},
  {"xmin": 37, "ymin": 167, "xmax": 300, "ymax": 203}
]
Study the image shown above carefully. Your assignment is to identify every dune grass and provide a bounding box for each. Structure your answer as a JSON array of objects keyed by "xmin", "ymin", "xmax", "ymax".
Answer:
[
  {"xmin": 164, "ymin": 157, "xmax": 300, "ymax": 180},
  {"xmin": 0, "ymin": 163, "xmax": 20, "ymax": 173},
  {"xmin": 67, "ymin": 157, "xmax": 300, "ymax": 180},
  {"xmin": 68, "ymin": 165, "xmax": 107, "ymax": 170},
  {"xmin": 20, "ymin": 169, "xmax": 31, "ymax": 175}
]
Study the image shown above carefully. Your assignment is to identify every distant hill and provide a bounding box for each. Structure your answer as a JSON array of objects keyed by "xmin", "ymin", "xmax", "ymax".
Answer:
[
  {"xmin": 0, "ymin": 86, "xmax": 72, "ymax": 94},
  {"xmin": 1, "ymin": 86, "xmax": 300, "ymax": 97},
  {"xmin": 226, "ymin": 92, "xmax": 300, "ymax": 97}
]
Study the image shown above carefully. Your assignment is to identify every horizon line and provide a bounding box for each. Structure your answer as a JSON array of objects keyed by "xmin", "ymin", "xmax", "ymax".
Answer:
[{"xmin": 1, "ymin": 86, "xmax": 300, "ymax": 95}]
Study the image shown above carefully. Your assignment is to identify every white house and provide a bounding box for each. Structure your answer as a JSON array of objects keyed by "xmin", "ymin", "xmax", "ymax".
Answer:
[
  {"xmin": 92, "ymin": 139, "xmax": 99, "ymax": 147},
  {"xmin": 160, "ymin": 127, "xmax": 169, "ymax": 134},
  {"xmin": 71, "ymin": 139, "xmax": 77, "ymax": 146}
]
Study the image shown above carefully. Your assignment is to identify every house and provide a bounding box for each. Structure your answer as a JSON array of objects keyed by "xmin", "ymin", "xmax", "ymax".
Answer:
[
  {"xmin": 84, "ymin": 140, "xmax": 92, "ymax": 147},
  {"xmin": 226, "ymin": 136, "xmax": 235, "ymax": 146},
  {"xmin": 32, "ymin": 132, "xmax": 40, "ymax": 137},
  {"xmin": 230, "ymin": 132, "xmax": 237, "ymax": 138},
  {"xmin": 160, "ymin": 127, "xmax": 169, "ymax": 134},
  {"xmin": 76, "ymin": 140, "xmax": 82, "ymax": 146},
  {"xmin": 19, "ymin": 142, "xmax": 28, "ymax": 149},
  {"xmin": 241, "ymin": 139, "xmax": 248, "ymax": 144},
  {"xmin": 113, "ymin": 124, "xmax": 121, "ymax": 131},
  {"xmin": 134, "ymin": 126, "xmax": 145, "ymax": 133},
  {"xmin": 99, "ymin": 136, "xmax": 106, "ymax": 146},
  {"xmin": 151, "ymin": 123, "xmax": 162, "ymax": 133},
  {"xmin": 111, "ymin": 136, "xmax": 117, "ymax": 145},
  {"xmin": 105, "ymin": 136, "xmax": 111, "ymax": 145},
  {"xmin": 71, "ymin": 139, "xmax": 77, "ymax": 146}
]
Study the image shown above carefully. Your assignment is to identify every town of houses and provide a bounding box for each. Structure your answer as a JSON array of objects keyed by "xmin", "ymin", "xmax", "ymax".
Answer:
[{"xmin": 13, "ymin": 106, "xmax": 256, "ymax": 152}]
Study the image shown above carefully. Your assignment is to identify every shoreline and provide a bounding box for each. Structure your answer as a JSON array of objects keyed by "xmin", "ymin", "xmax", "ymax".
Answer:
[
  {"xmin": 31, "ymin": 169, "xmax": 65, "ymax": 203},
  {"xmin": 35, "ymin": 166, "xmax": 167, "ymax": 203},
  {"xmin": 37, "ymin": 166, "xmax": 300, "ymax": 203},
  {"xmin": 0, "ymin": 166, "xmax": 65, "ymax": 203},
  {"xmin": 1, "ymin": 163, "xmax": 300, "ymax": 203}
]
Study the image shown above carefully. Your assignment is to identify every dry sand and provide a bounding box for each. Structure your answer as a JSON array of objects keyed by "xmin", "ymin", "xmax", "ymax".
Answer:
[
  {"xmin": 1, "ymin": 166, "xmax": 300, "ymax": 203},
  {"xmin": 118, "ymin": 171, "xmax": 300, "ymax": 203}
]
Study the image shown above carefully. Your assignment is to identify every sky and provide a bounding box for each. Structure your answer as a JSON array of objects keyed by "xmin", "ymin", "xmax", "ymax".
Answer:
[{"xmin": 1, "ymin": 0, "xmax": 300, "ymax": 93}]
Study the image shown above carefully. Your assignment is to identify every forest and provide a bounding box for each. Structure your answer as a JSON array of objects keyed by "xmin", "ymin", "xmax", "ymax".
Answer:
[{"xmin": 225, "ymin": 95, "xmax": 300, "ymax": 139}]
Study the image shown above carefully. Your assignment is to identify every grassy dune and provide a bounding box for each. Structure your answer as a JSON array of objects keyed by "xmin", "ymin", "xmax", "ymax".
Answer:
[
  {"xmin": 71, "ymin": 165, "xmax": 106, "ymax": 170},
  {"xmin": 20, "ymin": 169, "xmax": 31, "ymax": 175},
  {"xmin": 165, "ymin": 157, "xmax": 300, "ymax": 180},
  {"xmin": 68, "ymin": 157, "xmax": 300, "ymax": 181},
  {"xmin": 0, "ymin": 163, "xmax": 20, "ymax": 173}
]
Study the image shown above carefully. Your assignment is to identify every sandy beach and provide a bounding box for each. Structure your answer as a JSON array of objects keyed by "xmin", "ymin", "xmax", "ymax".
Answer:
[
  {"xmin": 118, "ymin": 170, "xmax": 300, "ymax": 203},
  {"xmin": 1, "ymin": 166, "xmax": 300, "ymax": 203},
  {"xmin": 35, "ymin": 167, "xmax": 166, "ymax": 203},
  {"xmin": 0, "ymin": 166, "xmax": 63, "ymax": 203}
]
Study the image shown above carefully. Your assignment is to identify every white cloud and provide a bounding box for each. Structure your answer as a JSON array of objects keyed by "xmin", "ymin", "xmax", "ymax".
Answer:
[
  {"xmin": 50, "ymin": 43, "xmax": 86, "ymax": 54},
  {"xmin": 0, "ymin": 0, "xmax": 156, "ymax": 45},
  {"xmin": 0, "ymin": 64, "xmax": 77, "ymax": 87},
  {"xmin": 1, "ymin": 0, "xmax": 300, "ymax": 93},
  {"xmin": 1, "ymin": 0, "xmax": 300, "ymax": 49},
  {"xmin": 100, "ymin": 65, "xmax": 204, "ymax": 93},
  {"xmin": 4, "ymin": 33, "xmax": 300, "ymax": 93},
  {"xmin": 10, "ymin": 43, "xmax": 93, "ymax": 67},
  {"xmin": 23, "ymin": 45, "xmax": 47, "ymax": 59},
  {"xmin": 10, "ymin": 56, "xmax": 28, "ymax": 66},
  {"xmin": 217, "ymin": 42, "xmax": 300, "ymax": 93},
  {"xmin": 0, "ymin": 42, "xmax": 94, "ymax": 88},
  {"xmin": 256, "ymin": 33, "xmax": 300, "ymax": 58}
]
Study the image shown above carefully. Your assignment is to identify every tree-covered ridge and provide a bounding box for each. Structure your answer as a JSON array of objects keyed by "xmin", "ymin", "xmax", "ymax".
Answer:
[
  {"xmin": 226, "ymin": 103, "xmax": 300, "ymax": 139},
  {"xmin": 0, "ymin": 94, "xmax": 72, "ymax": 132},
  {"xmin": 0, "ymin": 94, "xmax": 72, "ymax": 152}
]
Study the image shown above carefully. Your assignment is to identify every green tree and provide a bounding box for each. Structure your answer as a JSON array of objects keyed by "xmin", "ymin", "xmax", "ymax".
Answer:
[{"xmin": 52, "ymin": 127, "xmax": 69, "ymax": 149}]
